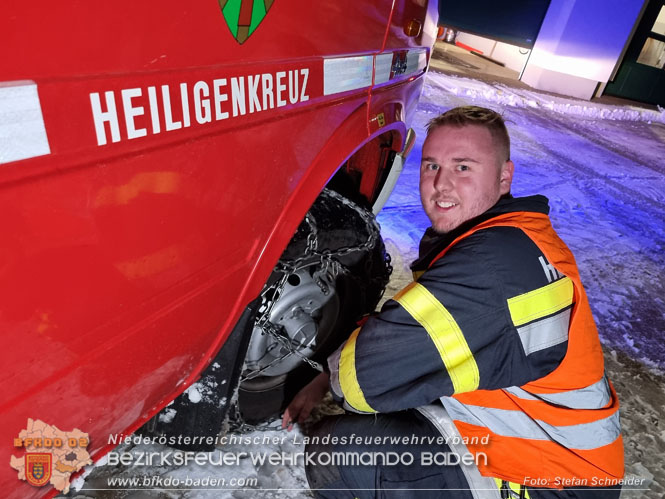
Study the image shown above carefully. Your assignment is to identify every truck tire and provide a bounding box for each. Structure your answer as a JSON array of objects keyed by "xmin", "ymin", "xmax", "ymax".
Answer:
[
  {"xmin": 238, "ymin": 189, "xmax": 392, "ymax": 423},
  {"xmin": 140, "ymin": 189, "xmax": 391, "ymax": 447}
]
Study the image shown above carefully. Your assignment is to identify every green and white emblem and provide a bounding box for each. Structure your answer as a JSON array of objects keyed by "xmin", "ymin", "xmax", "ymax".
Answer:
[{"xmin": 219, "ymin": 0, "xmax": 275, "ymax": 44}]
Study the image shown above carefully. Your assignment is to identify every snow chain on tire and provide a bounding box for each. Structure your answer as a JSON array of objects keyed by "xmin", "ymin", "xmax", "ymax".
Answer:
[{"xmin": 228, "ymin": 188, "xmax": 391, "ymax": 433}]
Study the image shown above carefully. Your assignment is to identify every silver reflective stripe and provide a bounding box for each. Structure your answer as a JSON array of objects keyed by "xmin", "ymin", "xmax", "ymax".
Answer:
[
  {"xmin": 323, "ymin": 56, "xmax": 373, "ymax": 95},
  {"xmin": 374, "ymin": 53, "xmax": 393, "ymax": 85},
  {"xmin": 441, "ymin": 397, "xmax": 621, "ymax": 451},
  {"xmin": 417, "ymin": 404, "xmax": 500, "ymax": 499},
  {"xmin": 505, "ymin": 376, "xmax": 611, "ymax": 410},
  {"xmin": 327, "ymin": 344, "xmax": 343, "ymax": 401},
  {"xmin": 323, "ymin": 50, "xmax": 427, "ymax": 96},
  {"xmin": 517, "ymin": 308, "xmax": 570, "ymax": 355},
  {"xmin": 0, "ymin": 81, "xmax": 51, "ymax": 165},
  {"xmin": 405, "ymin": 49, "xmax": 427, "ymax": 76}
]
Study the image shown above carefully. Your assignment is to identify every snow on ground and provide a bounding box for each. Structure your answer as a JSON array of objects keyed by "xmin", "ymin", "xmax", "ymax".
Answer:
[{"xmin": 71, "ymin": 71, "xmax": 665, "ymax": 498}]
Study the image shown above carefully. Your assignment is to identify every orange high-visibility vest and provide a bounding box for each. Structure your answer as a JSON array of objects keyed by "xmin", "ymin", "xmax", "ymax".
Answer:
[{"xmin": 430, "ymin": 211, "xmax": 624, "ymax": 487}]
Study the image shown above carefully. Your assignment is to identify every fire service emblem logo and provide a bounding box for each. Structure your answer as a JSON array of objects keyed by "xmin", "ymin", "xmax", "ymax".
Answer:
[
  {"xmin": 219, "ymin": 0, "xmax": 275, "ymax": 44},
  {"xmin": 25, "ymin": 453, "xmax": 52, "ymax": 487},
  {"xmin": 11, "ymin": 419, "xmax": 92, "ymax": 493}
]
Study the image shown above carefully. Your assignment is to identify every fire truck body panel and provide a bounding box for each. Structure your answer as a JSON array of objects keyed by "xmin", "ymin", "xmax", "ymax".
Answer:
[{"xmin": 0, "ymin": 1, "xmax": 436, "ymax": 495}]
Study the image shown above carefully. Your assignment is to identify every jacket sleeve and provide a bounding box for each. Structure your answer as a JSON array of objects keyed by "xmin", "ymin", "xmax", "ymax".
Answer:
[{"xmin": 328, "ymin": 227, "xmax": 570, "ymax": 414}]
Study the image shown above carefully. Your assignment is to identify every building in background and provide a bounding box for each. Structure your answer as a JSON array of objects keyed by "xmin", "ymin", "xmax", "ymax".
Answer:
[{"xmin": 438, "ymin": 0, "xmax": 664, "ymax": 105}]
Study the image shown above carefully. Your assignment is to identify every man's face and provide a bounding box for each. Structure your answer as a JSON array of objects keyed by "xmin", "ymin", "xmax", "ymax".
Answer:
[{"xmin": 420, "ymin": 124, "xmax": 514, "ymax": 233}]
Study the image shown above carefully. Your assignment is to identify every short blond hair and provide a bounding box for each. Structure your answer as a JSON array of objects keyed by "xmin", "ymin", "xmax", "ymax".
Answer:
[{"xmin": 426, "ymin": 106, "xmax": 510, "ymax": 161}]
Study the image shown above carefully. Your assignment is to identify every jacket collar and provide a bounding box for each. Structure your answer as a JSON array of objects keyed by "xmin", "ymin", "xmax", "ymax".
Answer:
[{"xmin": 411, "ymin": 195, "xmax": 550, "ymax": 271}]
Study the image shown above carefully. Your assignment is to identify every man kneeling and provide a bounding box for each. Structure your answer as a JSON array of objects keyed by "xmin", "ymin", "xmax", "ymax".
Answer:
[{"xmin": 283, "ymin": 106, "xmax": 624, "ymax": 499}]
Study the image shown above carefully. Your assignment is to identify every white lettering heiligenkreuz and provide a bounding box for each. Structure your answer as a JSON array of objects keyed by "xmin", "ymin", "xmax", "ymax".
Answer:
[{"xmin": 90, "ymin": 68, "xmax": 310, "ymax": 146}]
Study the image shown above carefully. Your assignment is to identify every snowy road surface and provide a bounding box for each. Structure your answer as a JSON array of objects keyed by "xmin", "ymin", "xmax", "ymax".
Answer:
[{"xmin": 72, "ymin": 72, "xmax": 665, "ymax": 498}]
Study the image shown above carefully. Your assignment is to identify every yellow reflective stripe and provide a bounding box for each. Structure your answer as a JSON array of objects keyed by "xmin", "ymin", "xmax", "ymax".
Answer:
[
  {"xmin": 494, "ymin": 478, "xmax": 531, "ymax": 498},
  {"xmin": 394, "ymin": 282, "xmax": 479, "ymax": 393},
  {"xmin": 507, "ymin": 277, "xmax": 573, "ymax": 327},
  {"xmin": 339, "ymin": 327, "xmax": 376, "ymax": 413},
  {"xmin": 412, "ymin": 269, "xmax": 425, "ymax": 280}
]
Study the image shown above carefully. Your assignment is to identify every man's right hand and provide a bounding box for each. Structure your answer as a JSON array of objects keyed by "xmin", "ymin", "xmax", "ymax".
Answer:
[{"xmin": 281, "ymin": 371, "xmax": 330, "ymax": 431}]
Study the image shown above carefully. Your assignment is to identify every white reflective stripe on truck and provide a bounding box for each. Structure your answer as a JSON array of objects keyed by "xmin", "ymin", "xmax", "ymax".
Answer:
[
  {"xmin": 323, "ymin": 56, "xmax": 374, "ymax": 95},
  {"xmin": 405, "ymin": 48, "xmax": 428, "ymax": 76},
  {"xmin": 324, "ymin": 48, "xmax": 428, "ymax": 95},
  {"xmin": 374, "ymin": 48, "xmax": 428, "ymax": 85},
  {"xmin": 0, "ymin": 81, "xmax": 51, "ymax": 165},
  {"xmin": 374, "ymin": 53, "xmax": 394, "ymax": 85}
]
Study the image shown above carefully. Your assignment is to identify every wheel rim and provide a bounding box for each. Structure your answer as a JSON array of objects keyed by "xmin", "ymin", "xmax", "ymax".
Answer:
[{"xmin": 241, "ymin": 264, "xmax": 340, "ymax": 386}]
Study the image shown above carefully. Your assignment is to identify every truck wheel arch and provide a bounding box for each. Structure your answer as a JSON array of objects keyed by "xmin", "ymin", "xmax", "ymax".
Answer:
[
  {"xmin": 140, "ymin": 111, "xmax": 408, "ymax": 444},
  {"xmin": 243, "ymin": 113, "xmax": 406, "ymax": 304}
]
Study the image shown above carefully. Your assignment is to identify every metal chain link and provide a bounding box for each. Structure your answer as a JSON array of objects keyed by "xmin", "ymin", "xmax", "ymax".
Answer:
[
  {"xmin": 228, "ymin": 189, "xmax": 389, "ymax": 433},
  {"xmin": 240, "ymin": 320, "xmax": 324, "ymax": 381},
  {"xmin": 248, "ymin": 189, "xmax": 382, "ymax": 376}
]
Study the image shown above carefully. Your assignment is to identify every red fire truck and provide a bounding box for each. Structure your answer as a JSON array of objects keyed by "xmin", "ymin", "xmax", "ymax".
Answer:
[{"xmin": 1, "ymin": 0, "xmax": 438, "ymax": 495}]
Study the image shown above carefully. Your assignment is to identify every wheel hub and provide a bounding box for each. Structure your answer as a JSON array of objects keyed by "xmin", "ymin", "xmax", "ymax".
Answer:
[{"xmin": 243, "ymin": 266, "xmax": 339, "ymax": 377}]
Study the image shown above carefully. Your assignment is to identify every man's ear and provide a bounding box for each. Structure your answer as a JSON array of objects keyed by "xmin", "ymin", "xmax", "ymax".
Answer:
[{"xmin": 499, "ymin": 160, "xmax": 514, "ymax": 195}]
